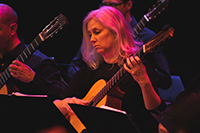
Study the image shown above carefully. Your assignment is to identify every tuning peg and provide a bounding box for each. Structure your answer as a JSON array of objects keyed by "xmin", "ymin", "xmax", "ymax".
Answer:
[
  {"xmin": 149, "ymin": 4, "xmax": 156, "ymax": 11},
  {"xmin": 157, "ymin": 0, "xmax": 161, "ymax": 4},
  {"xmin": 162, "ymin": 7, "xmax": 165, "ymax": 11},
  {"xmin": 149, "ymin": 8, "xmax": 152, "ymax": 12}
]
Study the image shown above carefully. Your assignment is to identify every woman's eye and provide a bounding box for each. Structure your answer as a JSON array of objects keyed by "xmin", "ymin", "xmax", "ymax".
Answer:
[
  {"xmin": 94, "ymin": 31, "xmax": 100, "ymax": 35},
  {"xmin": 88, "ymin": 33, "xmax": 92, "ymax": 37},
  {"xmin": 88, "ymin": 29, "xmax": 102, "ymax": 37},
  {"xmin": 94, "ymin": 30, "xmax": 101, "ymax": 35}
]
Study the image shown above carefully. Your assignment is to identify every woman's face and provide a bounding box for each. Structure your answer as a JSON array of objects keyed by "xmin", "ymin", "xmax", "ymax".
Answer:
[{"xmin": 87, "ymin": 18, "xmax": 116, "ymax": 59}]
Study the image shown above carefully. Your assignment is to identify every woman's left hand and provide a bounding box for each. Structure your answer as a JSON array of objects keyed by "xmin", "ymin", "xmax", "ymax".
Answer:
[{"xmin": 124, "ymin": 56, "xmax": 149, "ymax": 85}]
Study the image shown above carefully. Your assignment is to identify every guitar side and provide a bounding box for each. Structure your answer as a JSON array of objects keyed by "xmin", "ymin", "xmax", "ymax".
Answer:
[{"xmin": 69, "ymin": 79, "xmax": 107, "ymax": 133}]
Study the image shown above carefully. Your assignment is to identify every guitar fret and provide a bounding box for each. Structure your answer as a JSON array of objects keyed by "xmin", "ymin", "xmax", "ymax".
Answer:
[
  {"xmin": 19, "ymin": 55, "xmax": 24, "ymax": 62},
  {"xmin": 5, "ymin": 70, "xmax": 10, "ymax": 78},
  {"xmin": 111, "ymin": 78, "xmax": 114, "ymax": 86},
  {"xmin": 137, "ymin": 25, "xmax": 142, "ymax": 31},
  {"xmin": 3, "ymin": 73, "xmax": 8, "ymax": 80},
  {"xmin": 1, "ymin": 74, "xmax": 5, "ymax": 83},
  {"xmin": 117, "ymin": 71, "xmax": 119, "ymax": 80},
  {"xmin": 35, "ymin": 38, "xmax": 39, "ymax": 46},
  {"xmin": 27, "ymin": 47, "xmax": 31, "ymax": 54},
  {"xmin": 134, "ymin": 28, "xmax": 139, "ymax": 35},
  {"xmin": 23, "ymin": 51, "xmax": 28, "ymax": 59},
  {"xmin": 0, "ymin": 79, "xmax": 3, "ymax": 85},
  {"xmin": 30, "ymin": 43, "xmax": 35, "ymax": 51},
  {"xmin": 140, "ymin": 20, "xmax": 145, "ymax": 26},
  {"xmin": 109, "ymin": 80, "xmax": 112, "ymax": 88}
]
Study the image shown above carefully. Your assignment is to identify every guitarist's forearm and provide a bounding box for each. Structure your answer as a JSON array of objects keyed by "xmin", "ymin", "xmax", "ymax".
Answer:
[{"xmin": 139, "ymin": 76, "xmax": 161, "ymax": 111}]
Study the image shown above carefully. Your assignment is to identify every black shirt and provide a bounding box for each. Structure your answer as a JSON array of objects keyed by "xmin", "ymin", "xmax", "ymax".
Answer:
[{"xmin": 0, "ymin": 40, "xmax": 67, "ymax": 99}]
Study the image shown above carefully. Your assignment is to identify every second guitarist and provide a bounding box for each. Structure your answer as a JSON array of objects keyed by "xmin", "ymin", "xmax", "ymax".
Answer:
[{"xmin": 0, "ymin": 4, "xmax": 67, "ymax": 99}]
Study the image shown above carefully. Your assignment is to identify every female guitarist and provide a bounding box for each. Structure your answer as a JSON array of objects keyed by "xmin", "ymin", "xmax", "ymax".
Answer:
[{"xmin": 54, "ymin": 6, "xmax": 166, "ymax": 133}]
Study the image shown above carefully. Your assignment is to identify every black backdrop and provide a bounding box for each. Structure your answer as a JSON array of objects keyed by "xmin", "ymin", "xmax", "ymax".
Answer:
[{"xmin": 2, "ymin": 0, "xmax": 198, "ymax": 87}]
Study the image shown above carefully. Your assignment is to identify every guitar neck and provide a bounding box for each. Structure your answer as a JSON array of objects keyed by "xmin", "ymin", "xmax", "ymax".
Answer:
[
  {"xmin": 0, "ymin": 35, "xmax": 43, "ymax": 89},
  {"xmin": 88, "ymin": 45, "xmax": 146, "ymax": 107},
  {"xmin": 133, "ymin": 15, "xmax": 149, "ymax": 36}
]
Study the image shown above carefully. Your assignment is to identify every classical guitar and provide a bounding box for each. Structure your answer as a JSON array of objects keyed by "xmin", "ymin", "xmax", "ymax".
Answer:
[
  {"xmin": 133, "ymin": 0, "xmax": 169, "ymax": 36},
  {"xmin": 69, "ymin": 26, "xmax": 175, "ymax": 133},
  {"xmin": 0, "ymin": 14, "xmax": 69, "ymax": 94}
]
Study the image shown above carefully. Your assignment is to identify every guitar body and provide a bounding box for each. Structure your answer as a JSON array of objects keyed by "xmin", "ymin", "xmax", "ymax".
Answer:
[
  {"xmin": 0, "ymin": 85, "xmax": 8, "ymax": 95},
  {"xmin": 69, "ymin": 79, "xmax": 107, "ymax": 133}
]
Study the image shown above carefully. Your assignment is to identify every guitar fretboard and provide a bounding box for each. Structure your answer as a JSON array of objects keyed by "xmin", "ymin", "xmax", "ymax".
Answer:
[
  {"xmin": 133, "ymin": 15, "xmax": 149, "ymax": 36},
  {"xmin": 0, "ymin": 35, "xmax": 43, "ymax": 89}
]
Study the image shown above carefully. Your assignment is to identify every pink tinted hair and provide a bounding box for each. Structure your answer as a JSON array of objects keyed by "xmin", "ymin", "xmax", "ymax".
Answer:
[{"xmin": 81, "ymin": 6, "xmax": 141, "ymax": 69}]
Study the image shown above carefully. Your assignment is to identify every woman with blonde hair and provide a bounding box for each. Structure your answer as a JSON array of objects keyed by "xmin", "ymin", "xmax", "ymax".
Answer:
[
  {"xmin": 54, "ymin": 6, "xmax": 166, "ymax": 133},
  {"xmin": 81, "ymin": 5, "xmax": 139, "ymax": 69}
]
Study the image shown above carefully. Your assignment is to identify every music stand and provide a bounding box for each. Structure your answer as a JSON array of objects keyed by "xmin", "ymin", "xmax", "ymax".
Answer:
[
  {"xmin": 70, "ymin": 104, "xmax": 142, "ymax": 133},
  {"xmin": 0, "ymin": 95, "xmax": 77, "ymax": 133}
]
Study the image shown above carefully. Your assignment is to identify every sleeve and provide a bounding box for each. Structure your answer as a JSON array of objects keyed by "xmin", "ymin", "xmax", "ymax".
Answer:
[
  {"xmin": 153, "ymin": 48, "xmax": 172, "ymax": 89},
  {"xmin": 67, "ymin": 47, "xmax": 86, "ymax": 78},
  {"xmin": 30, "ymin": 59, "xmax": 68, "ymax": 99},
  {"xmin": 144, "ymin": 47, "xmax": 172, "ymax": 89},
  {"xmin": 60, "ymin": 65, "xmax": 88, "ymax": 99}
]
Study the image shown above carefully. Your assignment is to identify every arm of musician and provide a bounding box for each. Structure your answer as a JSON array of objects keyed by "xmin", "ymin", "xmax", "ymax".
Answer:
[
  {"xmin": 124, "ymin": 56, "xmax": 161, "ymax": 110},
  {"xmin": 9, "ymin": 59, "xmax": 68, "ymax": 98},
  {"xmin": 53, "ymin": 97, "xmax": 89, "ymax": 119}
]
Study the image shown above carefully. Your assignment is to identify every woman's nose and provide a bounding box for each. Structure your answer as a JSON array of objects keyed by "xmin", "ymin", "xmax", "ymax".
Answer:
[{"xmin": 90, "ymin": 34, "xmax": 97, "ymax": 44}]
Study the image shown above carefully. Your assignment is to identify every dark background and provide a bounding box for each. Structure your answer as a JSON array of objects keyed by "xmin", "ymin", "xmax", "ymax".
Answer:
[{"xmin": 2, "ymin": 0, "xmax": 198, "ymax": 87}]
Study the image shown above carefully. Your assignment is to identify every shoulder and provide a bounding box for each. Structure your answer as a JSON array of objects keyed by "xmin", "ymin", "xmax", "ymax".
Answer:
[
  {"xmin": 25, "ymin": 50, "xmax": 53, "ymax": 69},
  {"xmin": 139, "ymin": 27, "xmax": 156, "ymax": 44}
]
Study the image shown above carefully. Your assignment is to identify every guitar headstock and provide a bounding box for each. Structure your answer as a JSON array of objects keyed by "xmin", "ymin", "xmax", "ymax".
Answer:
[
  {"xmin": 39, "ymin": 13, "xmax": 69, "ymax": 41},
  {"xmin": 145, "ymin": 0, "xmax": 169, "ymax": 21},
  {"xmin": 145, "ymin": 25, "xmax": 174, "ymax": 53}
]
